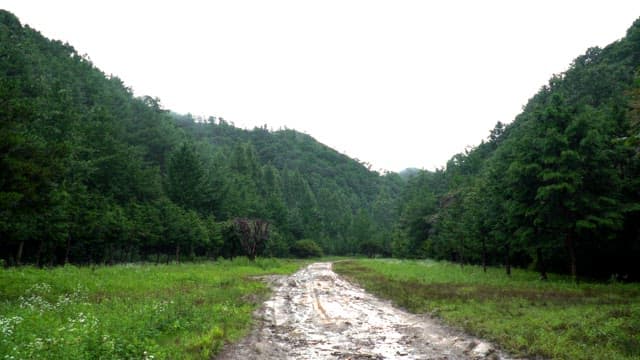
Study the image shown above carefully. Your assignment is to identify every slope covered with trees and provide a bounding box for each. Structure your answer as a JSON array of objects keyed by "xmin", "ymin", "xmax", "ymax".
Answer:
[
  {"xmin": 394, "ymin": 18, "xmax": 640, "ymax": 280},
  {"xmin": 3, "ymin": 9, "xmax": 639, "ymax": 281},
  {"xmin": 0, "ymin": 10, "xmax": 401, "ymax": 265}
]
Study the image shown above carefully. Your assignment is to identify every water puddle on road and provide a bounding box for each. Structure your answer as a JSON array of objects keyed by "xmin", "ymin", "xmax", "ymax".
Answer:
[{"xmin": 218, "ymin": 262, "xmax": 514, "ymax": 359}]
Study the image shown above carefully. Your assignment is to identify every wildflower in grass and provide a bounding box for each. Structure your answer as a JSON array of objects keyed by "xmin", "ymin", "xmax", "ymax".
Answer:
[
  {"xmin": 18, "ymin": 283, "xmax": 55, "ymax": 313},
  {"xmin": 55, "ymin": 293, "xmax": 73, "ymax": 307},
  {"xmin": 18, "ymin": 293, "xmax": 53, "ymax": 313},
  {"xmin": 72, "ymin": 284, "xmax": 89, "ymax": 301},
  {"xmin": 65, "ymin": 312, "xmax": 99, "ymax": 332},
  {"xmin": 101, "ymin": 334, "xmax": 116, "ymax": 353},
  {"xmin": 152, "ymin": 300, "xmax": 170, "ymax": 314},
  {"xmin": 0, "ymin": 316, "xmax": 23, "ymax": 338},
  {"xmin": 28, "ymin": 283, "xmax": 52, "ymax": 294}
]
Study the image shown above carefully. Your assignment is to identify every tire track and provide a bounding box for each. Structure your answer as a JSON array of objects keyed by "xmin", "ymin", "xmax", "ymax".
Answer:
[{"xmin": 218, "ymin": 262, "xmax": 514, "ymax": 359}]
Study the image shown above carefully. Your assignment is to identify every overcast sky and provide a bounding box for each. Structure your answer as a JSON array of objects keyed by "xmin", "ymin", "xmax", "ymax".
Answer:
[{"xmin": 3, "ymin": 1, "xmax": 640, "ymax": 172}]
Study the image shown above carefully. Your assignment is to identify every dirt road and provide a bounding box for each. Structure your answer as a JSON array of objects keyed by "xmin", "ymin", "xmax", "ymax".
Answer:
[{"xmin": 218, "ymin": 262, "xmax": 512, "ymax": 359}]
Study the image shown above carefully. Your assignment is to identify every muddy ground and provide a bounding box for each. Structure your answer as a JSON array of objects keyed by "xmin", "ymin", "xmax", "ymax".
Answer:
[{"xmin": 217, "ymin": 262, "xmax": 514, "ymax": 360}]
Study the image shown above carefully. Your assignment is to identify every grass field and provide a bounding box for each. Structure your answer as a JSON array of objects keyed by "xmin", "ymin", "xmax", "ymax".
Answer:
[
  {"xmin": 0, "ymin": 258, "xmax": 303, "ymax": 360},
  {"xmin": 334, "ymin": 259, "xmax": 640, "ymax": 360}
]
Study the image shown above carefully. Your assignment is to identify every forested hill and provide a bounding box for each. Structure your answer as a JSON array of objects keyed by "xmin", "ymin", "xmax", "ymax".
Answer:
[
  {"xmin": 4, "ymin": 8, "xmax": 639, "ymax": 280},
  {"xmin": 394, "ymin": 17, "xmax": 640, "ymax": 280},
  {"xmin": 0, "ymin": 10, "xmax": 402, "ymax": 265},
  {"xmin": 170, "ymin": 114, "xmax": 404, "ymax": 254}
]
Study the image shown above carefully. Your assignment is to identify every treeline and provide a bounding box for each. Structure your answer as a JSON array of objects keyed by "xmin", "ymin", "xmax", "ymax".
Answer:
[
  {"xmin": 0, "ymin": 10, "xmax": 400, "ymax": 266},
  {"xmin": 4, "ymin": 8, "xmax": 638, "ymax": 279},
  {"xmin": 393, "ymin": 18, "xmax": 640, "ymax": 280},
  {"xmin": 171, "ymin": 115, "xmax": 403, "ymax": 256}
]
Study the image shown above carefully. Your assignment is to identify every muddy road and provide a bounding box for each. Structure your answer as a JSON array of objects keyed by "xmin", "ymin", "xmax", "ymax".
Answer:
[{"xmin": 218, "ymin": 262, "xmax": 512, "ymax": 360}]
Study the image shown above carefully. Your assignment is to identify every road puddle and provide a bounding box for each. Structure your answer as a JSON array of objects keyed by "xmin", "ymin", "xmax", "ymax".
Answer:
[{"xmin": 218, "ymin": 262, "xmax": 513, "ymax": 359}]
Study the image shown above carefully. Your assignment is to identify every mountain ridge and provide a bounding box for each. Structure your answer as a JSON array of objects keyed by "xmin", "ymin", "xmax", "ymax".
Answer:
[{"xmin": 0, "ymin": 9, "xmax": 400, "ymax": 265}]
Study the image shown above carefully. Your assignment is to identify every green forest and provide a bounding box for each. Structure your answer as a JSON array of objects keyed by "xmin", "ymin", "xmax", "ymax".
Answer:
[
  {"xmin": 1, "ymin": 10, "xmax": 639, "ymax": 281},
  {"xmin": 394, "ymin": 18, "xmax": 640, "ymax": 281}
]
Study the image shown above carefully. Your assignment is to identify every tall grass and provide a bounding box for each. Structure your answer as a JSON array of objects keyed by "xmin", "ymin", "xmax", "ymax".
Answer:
[
  {"xmin": 334, "ymin": 259, "xmax": 640, "ymax": 360},
  {"xmin": 0, "ymin": 258, "xmax": 302, "ymax": 359}
]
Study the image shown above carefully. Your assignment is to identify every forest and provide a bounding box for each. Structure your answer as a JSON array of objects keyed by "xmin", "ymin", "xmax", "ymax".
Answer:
[
  {"xmin": 394, "ymin": 18, "xmax": 640, "ymax": 280},
  {"xmin": 0, "ymin": 10, "xmax": 401, "ymax": 267},
  {"xmin": 1, "ymin": 10, "xmax": 639, "ymax": 281}
]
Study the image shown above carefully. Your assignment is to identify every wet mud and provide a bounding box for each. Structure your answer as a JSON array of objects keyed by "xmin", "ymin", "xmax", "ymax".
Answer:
[{"xmin": 218, "ymin": 262, "xmax": 514, "ymax": 359}]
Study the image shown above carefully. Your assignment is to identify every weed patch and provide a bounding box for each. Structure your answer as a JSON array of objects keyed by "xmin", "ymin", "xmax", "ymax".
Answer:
[
  {"xmin": 334, "ymin": 259, "xmax": 640, "ymax": 360},
  {"xmin": 0, "ymin": 258, "xmax": 303, "ymax": 359}
]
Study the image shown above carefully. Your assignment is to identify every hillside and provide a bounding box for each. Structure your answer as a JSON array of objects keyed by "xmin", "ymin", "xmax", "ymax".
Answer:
[
  {"xmin": 3, "ymin": 8, "xmax": 639, "ymax": 280},
  {"xmin": 394, "ymin": 17, "xmax": 640, "ymax": 280},
  {"xmin": 0, "ymin": 10, "xmax": 400, "ymax": 265}
]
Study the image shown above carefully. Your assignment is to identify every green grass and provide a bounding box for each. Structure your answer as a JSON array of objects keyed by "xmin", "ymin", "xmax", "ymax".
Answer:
[
  {"xmin": 0, "ymin": 258, "xmax": 303, "ymax": 359},
  {"xmin": 333, "ymin": 259, "xmax": 640, "ymax": 360}
]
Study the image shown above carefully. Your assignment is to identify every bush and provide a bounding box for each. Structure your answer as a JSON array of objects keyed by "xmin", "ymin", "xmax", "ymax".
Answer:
[
  {"xmin": 359, "ymin": 240, "xmax": 384, "ymax": 258},
  {"xmin": 290, "ymin": 239, "xmax": 323, "ymax": 258}
]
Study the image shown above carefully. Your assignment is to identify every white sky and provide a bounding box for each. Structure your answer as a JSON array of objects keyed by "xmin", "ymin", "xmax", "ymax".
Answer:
[{"xmin": 3, "ymin": 1, "xmax": 640, "ymax": 172}]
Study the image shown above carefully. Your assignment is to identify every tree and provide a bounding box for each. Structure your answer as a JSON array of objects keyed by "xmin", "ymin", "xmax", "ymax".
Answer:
[
  {"xmin": 167, "ymin": 142, "xmax": 207, "ymax": 212},
  {"xmin": 290, "ymin": 239, "xmax": 323, "ymax": 258},
  {"xmin": 233, "ymin": 218, "xmax": 270, "ymax": 261}
]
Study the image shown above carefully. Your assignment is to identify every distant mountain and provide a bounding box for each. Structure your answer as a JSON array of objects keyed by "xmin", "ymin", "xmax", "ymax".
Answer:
[{"xmin": 397, "ymin": 167, "xmax": 421, "ymax": 180}]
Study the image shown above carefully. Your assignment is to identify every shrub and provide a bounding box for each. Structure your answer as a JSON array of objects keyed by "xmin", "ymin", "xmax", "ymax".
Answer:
[
  {"xmin": 290, "ymin": 239, "xmax": 323, "ymax": 258},
  {"xmin": 359, "ymin": 240, "xmax": 384, "ymax": 258}
]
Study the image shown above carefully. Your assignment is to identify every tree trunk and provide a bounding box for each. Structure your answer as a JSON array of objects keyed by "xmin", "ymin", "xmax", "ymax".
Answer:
[
  {"xmin": 35, "ymin": 239, "xmax": 44, "ymax": 268},
  {"xmin": 565, "ymin": 232, "xmax": 577, "ymax": 281},
  {"xmin": 155, "ymin": 253, "xmax": 160, "ymax": 265},
  {"xmin": 505, "ymin": 243, "xmax": 511, "ymax": 276},
  {"xmin": 16, "ymin": 241, "xmax": 24, "ymax": 266},
  {"xmin": 481, "ymin": 238, "xmax": 487, "ymax": 273},
  {"xmin": 175, "ymin": 244, "xmax": 180, "ymax": 263},
  {"xmin": 459, "ymin": 237, "xmax": 464, "ymax": 269},
  {"xmin": 48, "ymin": 246, "xmax": 55, "ymax": 267},
  {"xmin": 536, "ymin": 247, "xmax": 548, "ymax": 280},
  {"xmin": 64, "ymin": 237, "xmax": 72, "ymax": 265},
  {"xmin": 108, "ymin": 245, "xmax": 115, "ymax": 265}
]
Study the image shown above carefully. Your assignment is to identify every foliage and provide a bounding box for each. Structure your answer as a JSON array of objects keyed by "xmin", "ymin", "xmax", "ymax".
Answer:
[
  {"xmin": 0, "ymin": 10, "xmax": 400, "ymax": 264},
  {"xmin": 335, "ymin": 259, "xmax": 640, "ymax": 360},
  {"xmin": 290, "ymin": 239, "xmax": 324, "ymax": 258},
  {"xmin": 232, "ymin": 218, "xmax": 270, "ymax": 261},
  {"xmin": 1, "ymin": 7, "xmax": 639, "ymax": 280},
  {"xmin": 393, "ymin": 18, "xmax": 640, "ymax": 280},
  {"xmin": 359, "ymin": 240, "xmax": 384, "ymax": 258}
]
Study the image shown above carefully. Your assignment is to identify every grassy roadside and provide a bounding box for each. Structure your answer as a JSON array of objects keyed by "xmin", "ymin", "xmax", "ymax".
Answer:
[
  {"xmin": 0, "ymin": 258, "xmax": 303, "ymax": 360},
  {"xmin": 333, "ymin": 259, "xmax": 640, "ymax": 360}
]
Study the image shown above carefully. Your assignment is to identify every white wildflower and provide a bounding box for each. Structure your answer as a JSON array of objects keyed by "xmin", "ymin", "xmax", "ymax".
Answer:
[{"xmin": 0, "ymin": 316, "xmax": 23, "ymax": 338}]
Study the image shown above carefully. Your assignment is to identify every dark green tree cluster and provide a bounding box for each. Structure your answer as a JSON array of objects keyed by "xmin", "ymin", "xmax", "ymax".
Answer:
[
  {"xmin": 170, "ymin": 115, "xmax": 404, "ymax": 257},
  {"xmin": 290, "ymin": 239, "xmax": 324, "ymax": 258},
  {"xmin": 0, "ymin": 10, "xmax": 399, "ymax": 265},
  {"xmin": 394, "ymin": 18, "xmax": 640, "ymax": 280}
]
